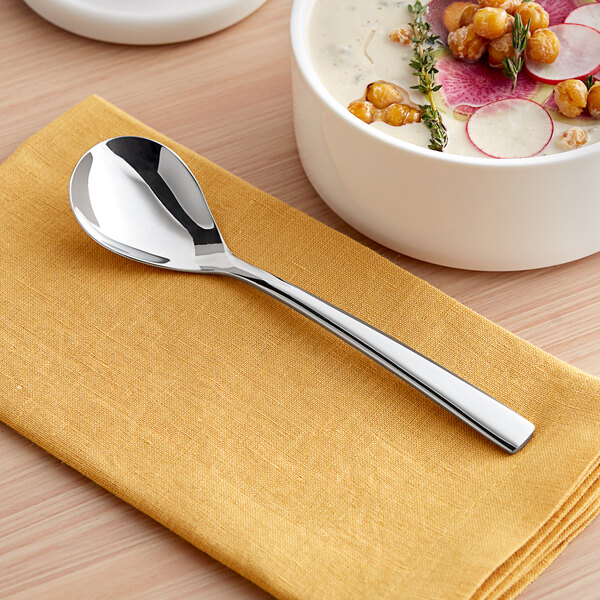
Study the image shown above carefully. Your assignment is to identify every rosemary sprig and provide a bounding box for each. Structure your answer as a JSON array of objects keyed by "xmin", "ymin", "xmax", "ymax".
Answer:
[
  {"xmin": 407, "ymin": 0, "xmax": 448, "ymax": 152},
  {"xmin": 502, "ymin": 13, "xmax": 530, "ymax": 91},
  {"xmin": 585, "ymin": 75, "xmax": 596, "ymax": 91}
]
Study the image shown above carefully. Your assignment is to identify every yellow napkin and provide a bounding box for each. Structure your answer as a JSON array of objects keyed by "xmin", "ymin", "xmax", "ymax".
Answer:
[{"xmin": 1, "ymin": 96, "xmax": 599, "ymax": 600}]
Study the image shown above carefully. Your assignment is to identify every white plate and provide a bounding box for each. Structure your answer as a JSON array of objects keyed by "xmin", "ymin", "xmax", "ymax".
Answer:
[{"xmin": 24, "ymin": 0, "xmax": 268, "ymax": 44}]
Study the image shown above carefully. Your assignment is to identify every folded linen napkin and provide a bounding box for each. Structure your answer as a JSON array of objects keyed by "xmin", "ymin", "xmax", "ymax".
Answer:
[{"xmin": 1, "ymin": 96, "xmax": 599, "ymax": 600}]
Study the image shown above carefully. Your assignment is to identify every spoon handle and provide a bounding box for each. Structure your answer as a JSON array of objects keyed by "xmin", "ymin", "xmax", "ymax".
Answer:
[{"xmin": 224, "ymin": 257, "xmax": 534, "ymax": 454}]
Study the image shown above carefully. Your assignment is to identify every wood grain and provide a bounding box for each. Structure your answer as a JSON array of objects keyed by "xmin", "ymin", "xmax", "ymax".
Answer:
[{"xmin": 0, "ymin": 0, "xmax": 599, "ymax": 597}]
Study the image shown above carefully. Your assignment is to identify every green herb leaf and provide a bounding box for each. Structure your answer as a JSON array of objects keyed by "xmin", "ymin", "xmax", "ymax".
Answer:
[
  {"xmin": 502, "ymin": 13, "xmax": 530, "ymax": 90},
  {"xmin": 407, "ymin": 0, "xmax": 448, "ymax": 152},
  {"xmin": 585, "ymin": 75, "xmax": 596, "ymax": 91}
]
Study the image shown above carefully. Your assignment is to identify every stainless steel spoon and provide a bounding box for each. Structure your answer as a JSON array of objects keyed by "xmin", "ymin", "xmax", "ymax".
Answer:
[{"xmin": 69, "ymin": 136, "xmax": 534, "ymax": 454}]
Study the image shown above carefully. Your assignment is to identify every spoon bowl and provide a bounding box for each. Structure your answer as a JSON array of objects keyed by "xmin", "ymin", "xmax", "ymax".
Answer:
[
  {"xmin": 70, "ymin": 136, "xmax": 229, "ymax": 272},
  {"xmin": 70, "ymin": 136, "xmax": 535, "ymax": 454}
]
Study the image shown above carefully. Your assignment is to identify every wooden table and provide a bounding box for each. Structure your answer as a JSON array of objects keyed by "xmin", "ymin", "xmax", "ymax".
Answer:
[{"xmin": 1, "ymin": 0, "xmax": 599, "ymax": 597}]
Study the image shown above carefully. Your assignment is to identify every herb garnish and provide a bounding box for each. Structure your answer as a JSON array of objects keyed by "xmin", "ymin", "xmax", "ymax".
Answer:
[
  {"xmin": 408, "ymin": 0, "xmax": 448, "ymax": 152},
  {"xmin": 502, "ymin": 13, "xmax": 530, "ymax": 91},
  {"xmin": 585, "ymin": 75, "xmax": 596, "ymax": 91}
]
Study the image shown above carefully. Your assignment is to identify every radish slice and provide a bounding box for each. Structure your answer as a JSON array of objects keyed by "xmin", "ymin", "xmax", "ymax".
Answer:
[
  {"xmin": 537, "ymin": 0, "xmax": 586, "ymax": 26},
  {"xmin": 525, "ymin": 23, "xmax": 600, "ymax": 84},
  {"xmin": 565, "ymin": 4, "xmax": 600, "ymax": 33},
  {"xmin": 466, "ymin": 99, "xmax": 554, "ymax": 158},
  {"xmin": 435, "ymin": 54, "xmax": 542, "ymax": 115}
]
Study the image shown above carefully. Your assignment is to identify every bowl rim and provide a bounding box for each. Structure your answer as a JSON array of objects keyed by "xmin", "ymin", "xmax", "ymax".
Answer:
[{"xmin": 289, "ymin": 0, "xmax": 600, "ymax": 168}]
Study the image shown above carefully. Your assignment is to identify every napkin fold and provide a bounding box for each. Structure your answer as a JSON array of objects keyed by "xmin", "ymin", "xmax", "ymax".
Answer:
[{"xmin": 1, "ymin": 96, "xmax": 599, "ymax": 600}]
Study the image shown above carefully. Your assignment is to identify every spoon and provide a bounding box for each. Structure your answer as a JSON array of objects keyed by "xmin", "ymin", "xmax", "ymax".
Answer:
[{"xmin": 69, "ymin": 136, "xmax": 534, "ymax": 454}]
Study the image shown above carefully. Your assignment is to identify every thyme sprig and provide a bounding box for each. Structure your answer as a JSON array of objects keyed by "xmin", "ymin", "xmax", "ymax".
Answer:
[
  {"xmin": 502, "ymin": 13, "xmax": 530, "ymax": 91},
  {"xmin": 408, "ymin": 0, "xmax": 448, "ymax": 152}
]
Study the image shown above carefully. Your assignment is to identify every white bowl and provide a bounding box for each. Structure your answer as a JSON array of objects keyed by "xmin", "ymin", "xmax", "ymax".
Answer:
[{"xmin": 290, "ymin": 0, "xmax": 600, "ymax": 271}]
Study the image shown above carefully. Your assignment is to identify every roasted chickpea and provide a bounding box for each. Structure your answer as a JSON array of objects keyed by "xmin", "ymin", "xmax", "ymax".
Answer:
[
  {"xmin": 488, "ymin": 32, "xmax": 514, "ymax": 67},
  {"xmin": 587, "ymin": 82, "xmax": 600, "ymax": 118},
  {"xmin": 557, "ymin": 127, "xmax": 589, "ymax": 150},
  {"xmin": 348, "ymin": 100, "xmax": 375, "ymax": 124},
  {"xmin": 526, "ymin": 28, "xmax": 560, "ymax": 63},
  {"xmin": 366, "ymin": 81, "xmax": 403, "ymax": 109},
  {"xmin": 473, "ymin": 7, "xmax": 511, "ymax": 39},
  {"xmin": 448, "ymin": 24, "xmax": 488, "ymax": 60},
  {"xmin": 479, "ymin": 0, "xmax": 522, "ymax": 14},
  {"xmin": 460, "ymin": 3, "xmax": 479, "ymax": 26},
  {"xmin": 514, "ymin": 2, "xmax": 549, "ymax": 31},
  {"xmin": 389, "ymin": 26, "xmax": 412, "ymax": 45},
  {"xmin": 554, "ymin": 79, "xmax": 588, "ymax": 118},
  {"xmin": 382, "ymin": 103, "xmax": 422, "ymax": 126},
  {"xmin": 443, "ymin": 2, "xmax": 477, "ymax": 31}
]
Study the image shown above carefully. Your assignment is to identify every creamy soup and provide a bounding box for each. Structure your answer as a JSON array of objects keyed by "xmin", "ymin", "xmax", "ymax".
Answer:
[{"xmin": 308, "ymin": 0, "xmax": 600, "ymax": 157}]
